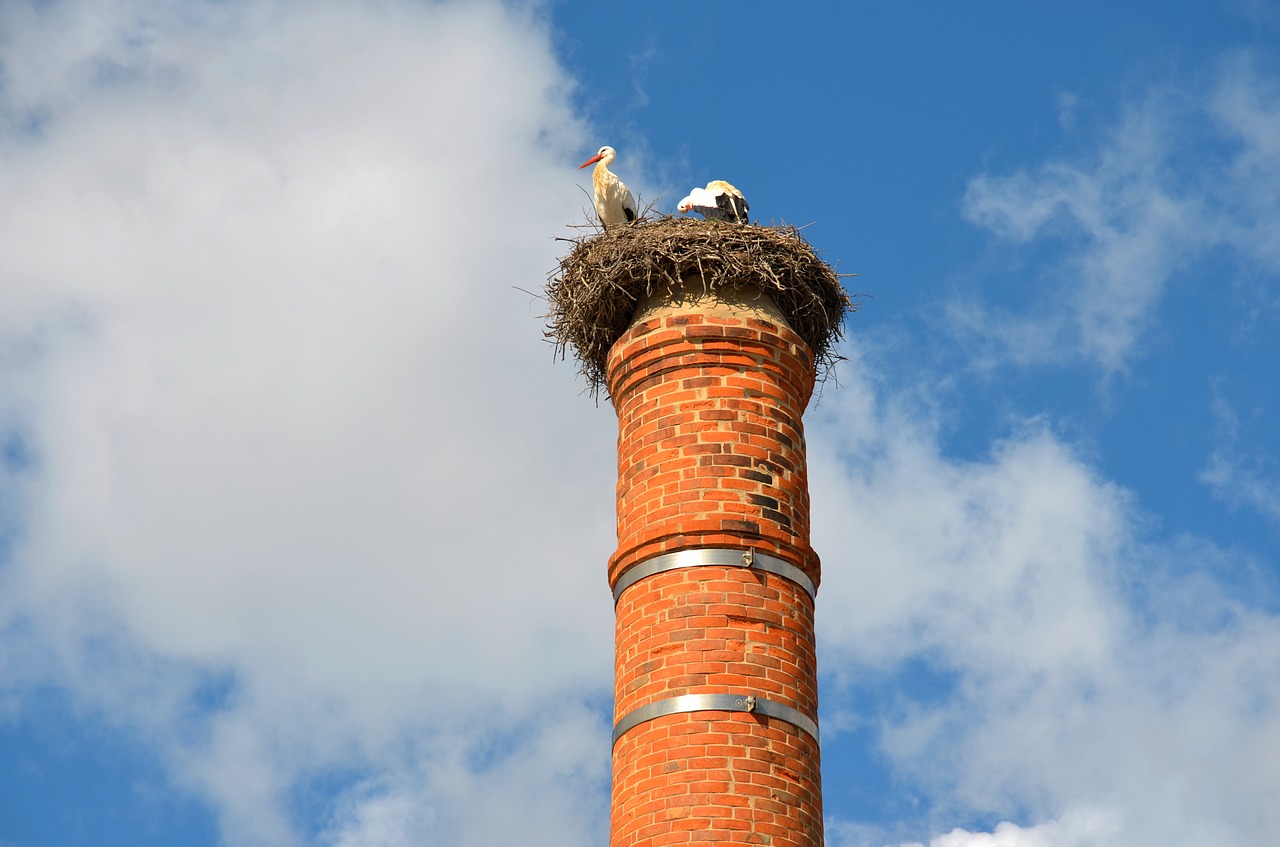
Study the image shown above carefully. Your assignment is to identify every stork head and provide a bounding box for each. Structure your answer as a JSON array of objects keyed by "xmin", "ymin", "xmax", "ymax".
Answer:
[
  {"xmin": 578, "ymin": 145, "xmax": 616, "ymax": 169},
  {"xmin": 676, "ymin": 195, "xmax": 694, "ymax": 214}
]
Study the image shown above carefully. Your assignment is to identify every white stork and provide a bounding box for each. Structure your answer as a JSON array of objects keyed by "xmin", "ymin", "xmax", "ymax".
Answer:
[
  {"xmin": 676, "ymin": 179, "xmax": 749, "ymax": 224},
  {"xmin": 578, "ymin": 145, "xmax": 637, "ymax": 229}
]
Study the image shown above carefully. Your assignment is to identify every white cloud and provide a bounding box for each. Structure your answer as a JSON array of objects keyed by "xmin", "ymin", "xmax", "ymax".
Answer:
[
  {"xmin": 628, "ymin": 36, "xmax": 659, "ymax": 110},
  {"xmin": 1209, "ymin": 53, "xmax": 1280, "ymax": 271},
  {"xmin": 0, "ymin": 1, "xmax": 618, "ymax": 844},
  {"xmin": 810, "ymin": 356, "xmax": 1129, "ymax": 676},
  {"xmin": 888, "ymin": 808, "xmax": 1120, "ymax": 847},
  {"xmin": 1200, "ymin": 394, "xmax": 1280, "ymax": 525},
  {"xmin": 320, "ymin": 704, "xmax": 610, "ymax": 847},
  {"xmin": 809, "ymin": 343, "xmax": 1280, "ymax": 847},
  {"xmin": 1202, "ymin": 452, "xmax": 1280, "ymax": 524},
  {"xmin": 957, "ymin": 53, "xmax": 1280, "ymax": 373},
  {"xmin": 958, "ymin": 97, "xmax": 1202, "ymax": 372}
]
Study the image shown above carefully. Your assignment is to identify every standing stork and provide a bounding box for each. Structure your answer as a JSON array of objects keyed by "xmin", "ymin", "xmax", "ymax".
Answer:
[
  {"xmin": 676, "ymin": 179, "xmax": 749, "ymax": 224},
  {"xmin": 578, "ymin": 145, "xmax": 637, "ymax": 229}
]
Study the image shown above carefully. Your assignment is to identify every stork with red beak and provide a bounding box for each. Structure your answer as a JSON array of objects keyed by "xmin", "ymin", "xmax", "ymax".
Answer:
[
  {"xmin": 676, "ymin": 179, "xmax": 749, "ymax": 224},
  {"xmin": 579, "ymin": 145, "xmax": 637, "ymax": 229}
]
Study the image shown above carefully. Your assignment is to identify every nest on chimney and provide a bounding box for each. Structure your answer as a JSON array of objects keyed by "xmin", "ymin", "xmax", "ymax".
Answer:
[{"xmin": 545, "ymin": 216, "xmax": 854, "ymax": 397}]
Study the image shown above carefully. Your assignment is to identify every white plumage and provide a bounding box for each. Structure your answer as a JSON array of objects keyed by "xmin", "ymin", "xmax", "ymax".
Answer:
[
  {"xmin": 676, "ymin": 179, "xmax": 749, "ymax": 224},
  {"xmin": 578, "ymin": 145, "xmax": 637, "ymax": 229}
]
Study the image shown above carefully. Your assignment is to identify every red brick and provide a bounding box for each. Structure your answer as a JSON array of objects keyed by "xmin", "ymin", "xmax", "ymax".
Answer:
[{"xmin": 605, "ymin": 285, "xmax": 823, "ymax": 847}]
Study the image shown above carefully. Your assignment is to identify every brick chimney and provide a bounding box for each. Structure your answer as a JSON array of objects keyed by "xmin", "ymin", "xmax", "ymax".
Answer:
[{"xmin": 605, "ymin": 274, "xmax": 824, "ymax": 847}]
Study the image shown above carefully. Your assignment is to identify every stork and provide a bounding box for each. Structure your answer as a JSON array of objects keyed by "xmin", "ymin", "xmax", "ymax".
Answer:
[
  {"xmin": 578, "ymin": 145, "xmax": 637, "ymax": 229},
  {"xmin": 676, "ymin": 179, "xmax": 749, "ymax": 224}
]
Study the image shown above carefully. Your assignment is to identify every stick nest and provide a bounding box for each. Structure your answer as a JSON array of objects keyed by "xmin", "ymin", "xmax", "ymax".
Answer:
[{"xmin": 546, "ymin": 216, "xmax": 853, "ymax": 397}]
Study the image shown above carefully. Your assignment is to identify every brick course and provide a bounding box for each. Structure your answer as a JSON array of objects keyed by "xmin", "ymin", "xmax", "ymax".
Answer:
[
  {"xmin": 607, "ymin": 312, "xmax": 820, "ymax": 588},
  {"xmin": 606, "ymin": 291, "xmax": 824, "ymax": 847}
]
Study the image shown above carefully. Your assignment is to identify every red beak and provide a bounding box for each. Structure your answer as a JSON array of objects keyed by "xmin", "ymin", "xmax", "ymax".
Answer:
[{"xmin": 578, "ymin": 154, "xmax": 603, "ymax": 169}]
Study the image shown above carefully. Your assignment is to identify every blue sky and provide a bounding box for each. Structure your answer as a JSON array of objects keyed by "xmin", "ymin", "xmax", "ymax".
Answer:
[{"xmin": 2, "ymin": 2, "xmax": 1279, "ymax": 846}]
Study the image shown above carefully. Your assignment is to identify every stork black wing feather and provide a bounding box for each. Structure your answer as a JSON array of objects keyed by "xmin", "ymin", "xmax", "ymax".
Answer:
[{"xmin": 714, "ymin": 193, "xmax": 748, "ymax": 224}]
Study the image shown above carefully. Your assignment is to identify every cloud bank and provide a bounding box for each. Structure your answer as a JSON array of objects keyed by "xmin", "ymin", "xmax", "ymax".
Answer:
[
  {"xmin": 1, "ymin": 1, "xmax": 616, "ymax": 844},
  {"xmin": 811, "ymin": 344, "xmax": 1280, "ymax": 847}
]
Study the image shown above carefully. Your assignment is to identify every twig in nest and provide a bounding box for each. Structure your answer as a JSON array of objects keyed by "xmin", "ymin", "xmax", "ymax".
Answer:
[{"xmin": 545, "ymin": 216, "xmax": 855, "ymax": 399}]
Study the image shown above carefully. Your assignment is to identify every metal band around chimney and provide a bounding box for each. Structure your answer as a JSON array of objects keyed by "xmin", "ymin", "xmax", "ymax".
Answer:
[
  {"xmin": 612, "ymin": 693, "xmax": 819, "ymax": 746},
  {"xmin": 612, "ymin": 547, "xmax": 816, "ymax": 604}
]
